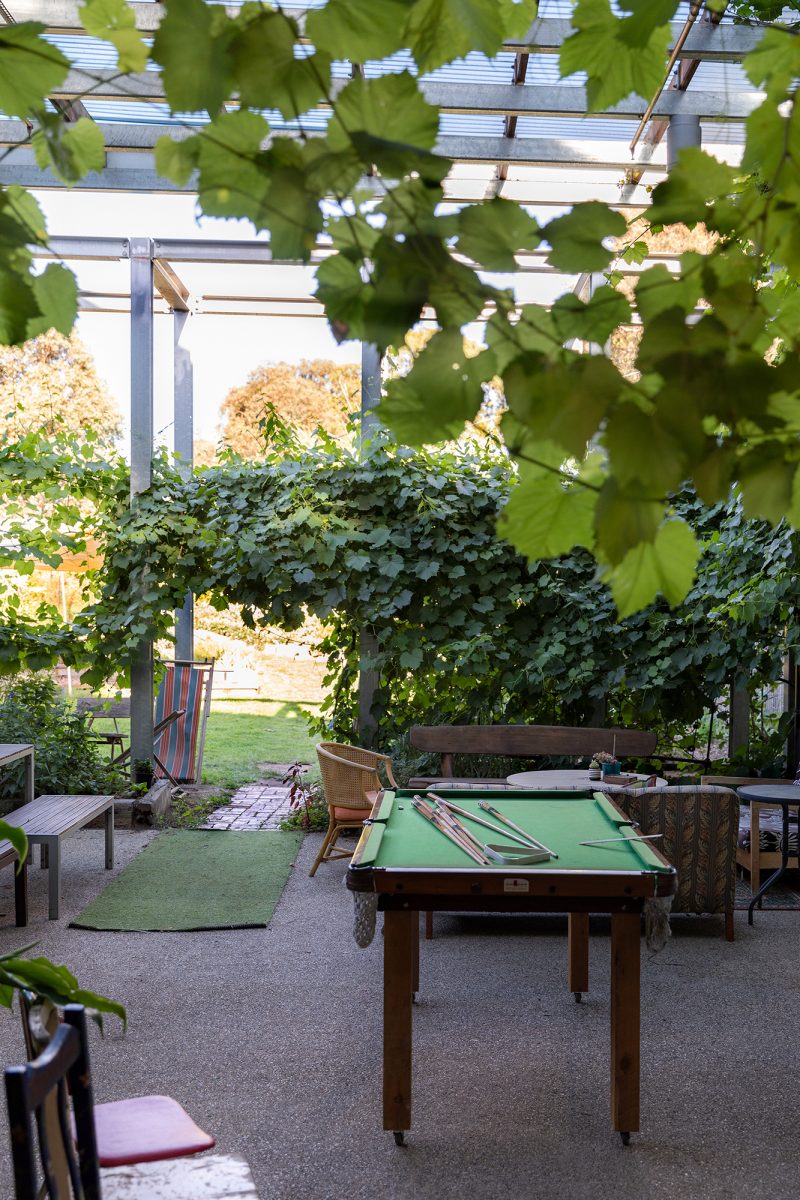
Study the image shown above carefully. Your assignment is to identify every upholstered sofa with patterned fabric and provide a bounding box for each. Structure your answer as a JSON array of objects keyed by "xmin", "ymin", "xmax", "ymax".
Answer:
[{"xmin": 614, "ymin": 785, "xmax": 739, "ymax": 941}]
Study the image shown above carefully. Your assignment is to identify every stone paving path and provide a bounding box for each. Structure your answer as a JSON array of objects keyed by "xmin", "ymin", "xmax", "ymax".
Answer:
[{"xmin": 200, "ymin": 780, "xmax": 294, "ymax": 830}]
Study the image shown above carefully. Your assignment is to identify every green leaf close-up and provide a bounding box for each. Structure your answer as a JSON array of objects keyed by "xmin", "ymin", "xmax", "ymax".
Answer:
[{"xmin": 0, "ymin": 23, "xmax": 69, "ymax": 119}]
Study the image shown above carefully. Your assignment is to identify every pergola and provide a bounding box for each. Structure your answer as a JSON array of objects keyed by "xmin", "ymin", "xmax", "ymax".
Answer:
[{"xmin": 1, "ymin": 0, "xmax": 769, "ymax": 764}]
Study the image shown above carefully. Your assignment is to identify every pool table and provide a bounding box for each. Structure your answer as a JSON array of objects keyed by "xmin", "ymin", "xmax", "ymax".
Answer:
[{"xmin": 347, "ymin": 788, "xmax": 677, "ymax": 1145}]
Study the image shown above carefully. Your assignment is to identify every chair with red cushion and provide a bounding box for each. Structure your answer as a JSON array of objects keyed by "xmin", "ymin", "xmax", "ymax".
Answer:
[
  {"xmin": 311, "ymin": 742, "xmax": 397, "ymax": 877},
  {"xmin": 6, "ymin": 1005, "xmax": 257, "ymax": 1200},
  {"xmin": 20, "ymin": 995, "xmax": 215, "ymax": 1168}
]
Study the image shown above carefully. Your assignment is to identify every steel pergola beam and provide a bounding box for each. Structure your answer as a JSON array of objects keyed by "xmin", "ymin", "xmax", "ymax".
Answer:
[
  {"xmin": 38, "ymin": 71, "xmax": 762, "ymax": 121},
  {"xmin": 6, "ymin": 3, "xmax": 766, "ymax": 60}
]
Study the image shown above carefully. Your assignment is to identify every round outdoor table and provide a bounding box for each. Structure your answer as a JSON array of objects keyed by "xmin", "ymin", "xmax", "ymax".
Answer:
[
  {"xmin": 738, "ymin": 783, "xmax": 800, "ymax": 925},
  {"xmin": 506, "ymin": 769, "xmax": 667, "ymax": 791}
]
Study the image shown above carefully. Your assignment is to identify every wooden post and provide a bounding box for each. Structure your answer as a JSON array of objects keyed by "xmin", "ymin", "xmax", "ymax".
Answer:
[
  {"xmin": 610, "ymin": 912, "xmax": 640, "ymax": 1135},
  {"xmin": 728, "ymin": 677, "xmax": 750, "ymax": 760},
  {"xmin": 383, "ymin": 910, "xmax": 415, "ymax": 1134}
]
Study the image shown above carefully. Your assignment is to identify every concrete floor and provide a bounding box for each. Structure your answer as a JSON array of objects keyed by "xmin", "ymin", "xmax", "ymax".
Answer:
[{"xmin": 0, "ymin": 828, "xmax": 797, "ymax": 1200}]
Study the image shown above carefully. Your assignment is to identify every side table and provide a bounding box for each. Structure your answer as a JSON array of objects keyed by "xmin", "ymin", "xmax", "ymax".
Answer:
[{"xmin": 738, "ymin": 783, "xmax": 800, "ymax": 925}]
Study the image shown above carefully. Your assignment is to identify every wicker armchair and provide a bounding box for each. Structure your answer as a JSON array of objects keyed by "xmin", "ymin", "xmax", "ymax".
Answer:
[
  {"xmin": 311, "ymin": 742, "xmax": 397, "ymax": 877},
  {"xmin": 615, "ymin": 785, "xmax": 739, "ymax": 940}
]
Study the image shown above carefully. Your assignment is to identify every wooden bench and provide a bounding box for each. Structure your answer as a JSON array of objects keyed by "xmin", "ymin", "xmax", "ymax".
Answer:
[
  {"xmin": 408, "ymin": 724, "xmax": 658, "ymax": 788},
  {"xmin": 4, "ymin": 794, "xmax": 115, "ymax": 920}
]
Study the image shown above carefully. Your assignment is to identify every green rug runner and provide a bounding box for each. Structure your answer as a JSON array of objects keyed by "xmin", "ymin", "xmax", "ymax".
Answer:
[{"xmin": 71, "ymin": 830, "xmax": 303, "ymax": 932}]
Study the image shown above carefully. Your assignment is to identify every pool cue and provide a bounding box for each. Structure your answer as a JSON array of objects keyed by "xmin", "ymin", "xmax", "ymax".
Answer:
[
  {"xmin": 578, "ymin": 834, "xmax": 663, "ymax": 846},
  {"xmin": 478, "ymin": 801, "xmax": 559, "ymax": 859},
  {"xmin": 412, "ymin": 797, "xmax": 487, "ymax": 864},
  {"xmin": 428, "ymin": 798, "xmax": 493, "ymax": 861},
  {"xmin": 411, "ymin": 797, "xmax": 489, "ymax": 865},
  {"xmin": 430, "ymin": 795, "xmax": 542, "ymax": 850}
]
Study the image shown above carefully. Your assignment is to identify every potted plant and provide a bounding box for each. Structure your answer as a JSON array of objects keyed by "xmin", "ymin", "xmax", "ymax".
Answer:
[{"xmin": 592, "ymin": 750, "xmax": 620, "ymax": 777}]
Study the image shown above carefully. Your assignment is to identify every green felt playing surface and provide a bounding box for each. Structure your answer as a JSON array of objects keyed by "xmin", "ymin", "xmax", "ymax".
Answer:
[{"xmin": 354, "ymin": 789, "xmax": 670, "ymax": 874}]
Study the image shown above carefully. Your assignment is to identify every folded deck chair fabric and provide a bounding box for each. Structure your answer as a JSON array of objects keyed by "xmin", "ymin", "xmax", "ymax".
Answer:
[{"xmin": 154, "ymin": 660, "xmax": 214, "ymax": 784}]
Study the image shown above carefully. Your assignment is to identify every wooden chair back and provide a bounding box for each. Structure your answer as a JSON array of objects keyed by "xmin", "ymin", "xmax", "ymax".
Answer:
[
  {"xmin": 5, "ymin": 1005, "xmax": 101, "ymax": 1200},
  {"xmin": 410, "ymin": 725, "xmax": 657, "ymax": 776}
]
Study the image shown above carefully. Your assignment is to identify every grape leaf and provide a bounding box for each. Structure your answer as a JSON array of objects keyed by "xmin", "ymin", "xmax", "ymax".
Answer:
[
  {"xmin": 0, "ymin": 272, "xmax": 39, "ymax": 344},
  {"xmin": 738, "ymin": 447, "xmax": 796, "ymax": 523},
  {"xmin": 594, "ymin": 478, "xmax": 664, "ymax": 565},
  {"xmin": 328, "ymin": 72, "xmax": 439, "ymax": 180},
  {"xmin": 560, "ymin": 0, "xmax": 674, "ymax": 111},
  {"xmin": 151, "ymin": 0, "xmax": 235, "ymax": 113},
  {"xmin": 503, "ymin": 354, "xmax": 621, "ymax": 458},
  {"xmin": 545, "ymin": 202, "xmax": 627, "ymax": 273},
  {"xmin": 258, "ymin": 139, "xmax": 324, "ymax": 261},
  {"xmin": 230, "ymin": 11, "xmax": 331, "ymax": 119},
  {"xmin": 154, "ymin": 135, "xmax": 199, "ymax": 187},
  {"xmin": 315, "ymin": 252, "xmax": 367, "ymax": 343},
  {"xmin": 27, "ymin": 264, "xmax": 78, "ymax": 338},
  {"xmin": 498, "ymin": 470, "xmax": 597, "ymax": 561},
  {"xmin": 32, "ymin": 115, "xmax": 105, "ymax": 185},
  {"xmin": 648, "ymin": 148, "xmax": 738, "ymax": 226},
  {"xmin": 603, "ymin": 518, "xmax": 700, "ymax": 618},
  {"xmin": 635, "ymin": 263, "xmax": 702, "ymax": 322},
  {"xmin": 306, "ymin": 0, "xmax": 413, "ymax": 60},
  {"xmin": 379, "ymin": 329, "xmax": 495, "ymax": 444},
  {"xmin": 602, "ymin": 403, "xmax": 687, "ymax": 495},
  {"xmin": 0, "ymin": 23, "xmax": 69, "ymax": 118},
  {"xmin": 551, "ymin": 286, "xmax": 631, "ymax": 343},
  {"xmin": 406, "ymin": 0, "xmax": 538, "ymax": 73},
  {"xmin": 194, "ymin": 111, "xmax": 270, "ymax": 223},
  {"xmin": 743, "ymin": 27, "xmax": 800, "ymax": 99},
  {"xmin": 457, "ymin": 199, "xmax": 541, "ymax": 271},
  {"xmin": 78, "ymin": 0, "xmax": 149, "ymax": 73}
]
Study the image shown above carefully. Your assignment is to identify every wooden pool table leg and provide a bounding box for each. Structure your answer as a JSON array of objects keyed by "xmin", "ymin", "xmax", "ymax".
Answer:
[
  {"xmin": 568, "ymin": 913, "xmax": 589, "ymax": 1001},
  {"xmin": 384, "ymin": 910, "xmax": 415, "ymax": 1144},
  {"xmin": 610, "ymin": 912, "xmax": 640, "ymax": 1143},
  {"xmin": 412, "ymin": 915, "xmax": 420, "ymax": 998}
]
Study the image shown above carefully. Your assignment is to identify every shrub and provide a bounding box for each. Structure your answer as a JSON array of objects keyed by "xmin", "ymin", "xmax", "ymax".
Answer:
[{"xmin": 0, "ymin": 674, "xmax": 120, "ymax": 804}]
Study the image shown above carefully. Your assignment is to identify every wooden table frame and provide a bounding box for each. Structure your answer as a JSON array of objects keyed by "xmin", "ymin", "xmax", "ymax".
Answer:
[{"xmin": 349, "ymin": 794, "xmax": 675, "ymax": 1146}]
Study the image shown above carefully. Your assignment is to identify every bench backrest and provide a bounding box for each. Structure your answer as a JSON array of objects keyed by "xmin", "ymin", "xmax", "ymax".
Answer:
[
  {"xmin": 75, "ymin": 698, "xmax": 131, "ymax": 720},
  {"xmin": 410, "ymin": 725, "xmax": 657, "ymax": 775}
]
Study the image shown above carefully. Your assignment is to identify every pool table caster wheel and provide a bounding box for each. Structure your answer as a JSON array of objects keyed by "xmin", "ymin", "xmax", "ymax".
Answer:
[
  {"xmin": 620, "ymin": 1132, "xmax": 631, "ymax": 1146},
  {"xmin": 573, "ymin": 991, "xmax": 582, "ymax": 1003},
  {"xmin": 393, "ymin": 1132, "xmax": 406, "ymax": 1147}
]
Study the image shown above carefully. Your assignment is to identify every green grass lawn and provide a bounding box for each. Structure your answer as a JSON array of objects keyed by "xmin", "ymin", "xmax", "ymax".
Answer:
[{"xmin": 201, "ymin": 700, "xmax": 321, "ymax": 788}]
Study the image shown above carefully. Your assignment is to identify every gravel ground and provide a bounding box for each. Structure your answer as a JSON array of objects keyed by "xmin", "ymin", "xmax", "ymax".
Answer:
[{"xmin": 0, "ymin": 828, "xmax": 796, "ymax": 1200}]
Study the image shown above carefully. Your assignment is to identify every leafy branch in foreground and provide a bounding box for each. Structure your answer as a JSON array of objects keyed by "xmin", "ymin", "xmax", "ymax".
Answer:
[{"xmin": 2, "ymin": 2, "xmax": 800, "ymax": 615}]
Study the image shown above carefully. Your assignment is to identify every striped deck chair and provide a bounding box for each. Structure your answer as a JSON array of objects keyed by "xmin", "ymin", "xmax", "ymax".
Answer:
[{"xmin": 154, "ymin": 660, "xmax": 214, "ymax": 785}]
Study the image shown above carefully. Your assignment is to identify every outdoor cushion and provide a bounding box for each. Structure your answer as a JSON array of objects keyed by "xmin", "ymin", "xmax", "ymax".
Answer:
[
  {"xmin": 93, "ymin": 1095, "xmax": 215, "ymax": 1167},
  {"xmin": 738, "ymin": 804, "xmax": 799, "ymax": 854},
  {"xmin": 333, "ymin": 805, "xmax": 371, "ymax": 822}
]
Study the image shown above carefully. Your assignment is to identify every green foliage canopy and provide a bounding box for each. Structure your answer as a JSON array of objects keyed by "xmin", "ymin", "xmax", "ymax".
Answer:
[{"xmin": 2, "ymin": 0, "xmax": 800, "ymax": 617}]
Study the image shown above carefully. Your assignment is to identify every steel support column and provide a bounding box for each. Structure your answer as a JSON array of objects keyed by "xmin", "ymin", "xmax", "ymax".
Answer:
[
  {"xmin": 358, "ymin": 342, "xmax": 382, "ymax": 741},
  {"xmin": 667, "ymin": 113, "xmax": 702, "ymax": 171},
  {"xmin": 173, "ymin": 308, "xmax": 194, "ymax": 661},
  {"xmin": 129, "ymin": 237, "xmax": 155, "ymax": 775}
]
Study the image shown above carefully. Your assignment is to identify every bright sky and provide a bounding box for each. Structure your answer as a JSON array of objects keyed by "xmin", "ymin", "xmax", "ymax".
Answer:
[
  {"xmin": 32, "ymin": 188, "xmax": 571, "ymax": 456},
  {"xmin": 33, "ymin": 190, "xmax": 364, "ymax": 451}
]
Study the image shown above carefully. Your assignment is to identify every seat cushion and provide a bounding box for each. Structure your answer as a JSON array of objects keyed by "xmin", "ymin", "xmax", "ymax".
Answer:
[
  {"xmin": 333, "ymin": 807, "xmax": 370, "ymax": 823},
  {"xmin": 94, "ymin": 1095, "xmax": 215, "ymax": 1167}
]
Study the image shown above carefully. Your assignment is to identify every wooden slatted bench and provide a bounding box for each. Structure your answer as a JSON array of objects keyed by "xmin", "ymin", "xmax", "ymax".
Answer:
[
  {"xmin": 3, "ymin": 794, "xmax": 115, "ymax": 921},
  {"xmin": 0, "ymin": 838, "xmax": 27, "ymax": 926},
  {"xmin": 408, "ymin": 724, "xmax": 658, "ymax": 788}
]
